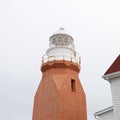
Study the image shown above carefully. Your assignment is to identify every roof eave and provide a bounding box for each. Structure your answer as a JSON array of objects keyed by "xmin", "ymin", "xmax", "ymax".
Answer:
[
  {"xmin": 102, "ymin": 71, "xmax": 120, "ymax": 81},
  {"xmin": 94, "ymin": 106, "xmax": 113, "ymax": 117}
]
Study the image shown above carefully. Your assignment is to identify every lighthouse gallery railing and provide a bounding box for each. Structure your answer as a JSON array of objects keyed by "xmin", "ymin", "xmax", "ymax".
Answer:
[{"xmin": 42, "ymin": 53, "xmax": 81, "ymax": 65}]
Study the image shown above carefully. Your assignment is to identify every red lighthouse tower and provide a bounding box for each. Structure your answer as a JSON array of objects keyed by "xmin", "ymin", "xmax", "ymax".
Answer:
[{"xmin": 32, "ymin": 28, "xmax": 87, "ymax": 120}]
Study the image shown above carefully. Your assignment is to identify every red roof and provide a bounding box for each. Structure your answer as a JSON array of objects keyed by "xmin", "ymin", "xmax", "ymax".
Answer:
[{"xmin": 104, "ymin": 54, "xmax": 120, "ymax": 75}]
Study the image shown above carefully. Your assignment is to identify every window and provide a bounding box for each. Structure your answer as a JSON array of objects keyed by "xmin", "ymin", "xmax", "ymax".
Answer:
[{"xmin": 71, "ymin": 79, "xmax": 75, "ymax": 92}]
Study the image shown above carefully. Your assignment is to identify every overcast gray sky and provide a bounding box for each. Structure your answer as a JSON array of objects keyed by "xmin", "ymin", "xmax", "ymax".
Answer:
[{"xmin": 0, "ymin": 0, "xmax": 120, "ymax": 120}]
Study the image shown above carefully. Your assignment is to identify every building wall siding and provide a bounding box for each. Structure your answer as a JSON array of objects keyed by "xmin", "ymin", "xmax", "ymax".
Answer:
[{"xmin": 111, "ymin": 77, "xmax": 120, "ymax": 120}]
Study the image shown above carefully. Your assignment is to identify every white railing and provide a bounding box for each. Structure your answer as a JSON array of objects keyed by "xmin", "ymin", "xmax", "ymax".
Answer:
[{"xmin": 42, "ymin": 53, "xmax": 81, "ymax": 65}]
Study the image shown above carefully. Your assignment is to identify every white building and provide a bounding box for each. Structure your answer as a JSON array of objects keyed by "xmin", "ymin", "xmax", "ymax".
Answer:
[{"xmin": 94, "ymin": 55, "xmax": 120, "ymax": 120}]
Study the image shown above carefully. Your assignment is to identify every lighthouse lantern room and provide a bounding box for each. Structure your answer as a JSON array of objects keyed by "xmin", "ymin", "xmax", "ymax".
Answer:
[{"xmin": 42, "ymin": 28, "xmax": 80, "ymax": 64}]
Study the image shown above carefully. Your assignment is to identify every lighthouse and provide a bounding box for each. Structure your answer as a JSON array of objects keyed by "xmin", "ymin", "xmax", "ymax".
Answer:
[{"xmin": 32, "ymin": 28, "xmax": 87, "ymax": 120}]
